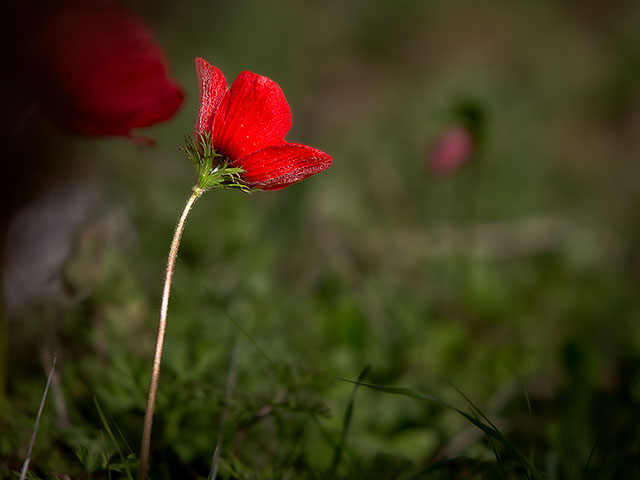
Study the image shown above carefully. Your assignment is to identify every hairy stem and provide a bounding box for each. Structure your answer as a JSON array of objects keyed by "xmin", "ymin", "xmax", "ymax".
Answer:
[{"xmin": 138, "ymin": 189, "xmax": 202, "ymax": 480}]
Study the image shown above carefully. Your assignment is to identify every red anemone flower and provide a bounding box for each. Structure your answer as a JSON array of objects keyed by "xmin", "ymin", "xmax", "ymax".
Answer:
[
  {"xmin": 194, "ymin": 57, "xmax": 332, "ymax": 190},
  {"xmin": 25, "ymin": 0, "xmax": 183, "ymax": 141}
]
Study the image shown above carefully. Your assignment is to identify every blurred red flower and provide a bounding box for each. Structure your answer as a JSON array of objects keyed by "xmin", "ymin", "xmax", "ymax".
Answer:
[
  {"xmin": 427, "ymin": 126, "xmax": 475, "ymax": 176},
  {"xmin": 195, "ymin": 57, "xmax": 332, "ymax": 190},
  {"xmin": 25, "ymin": 0, "xmax": 183, "ymax": 141}
]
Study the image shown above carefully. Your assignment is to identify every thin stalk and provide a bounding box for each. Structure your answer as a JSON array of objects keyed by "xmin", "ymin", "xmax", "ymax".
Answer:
[{"xmin": 138, "ymin": 188, "xmax": 202, "ymax": 480}]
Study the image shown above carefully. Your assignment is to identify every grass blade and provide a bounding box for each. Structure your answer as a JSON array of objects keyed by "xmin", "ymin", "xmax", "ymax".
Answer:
[
  {"xmin": 338, "ymin": 378, "xmax": 547, "ymax": 480},
  {"xmin": 324, "ymin": 365, "xmax": 371, "ymax": 479},
  {"xmin": 517, "ymin": 376, "xmax": 536, "ymax": 465},
  {"xmin": 208, "ymin": 341, "xmax": 239, "ymax": 480},
  {"xmin": 20, "ymin": 354, "xmax": 57, "ymax": 480},
  {"xmin": 203, "ymin": 286, "xmax": 280, "ymax": 376},
  {"xmin": 100, "ymin": 431, "xmax": 112, "ymax": 480},
  {"xmin": 93, "ymin": 396, "xmax": 134, "ymax": 480}
]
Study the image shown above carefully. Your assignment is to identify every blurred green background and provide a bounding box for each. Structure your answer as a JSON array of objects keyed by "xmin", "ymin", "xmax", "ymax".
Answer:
[{"xmin": 2, "ymin": 0, "xmax": 640, "ymax": 478}]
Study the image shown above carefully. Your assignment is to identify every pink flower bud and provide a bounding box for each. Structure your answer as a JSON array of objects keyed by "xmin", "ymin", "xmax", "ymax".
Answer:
[{"xmin": 427, "ymin": 126, "xmax": 475, "ymax": 176}]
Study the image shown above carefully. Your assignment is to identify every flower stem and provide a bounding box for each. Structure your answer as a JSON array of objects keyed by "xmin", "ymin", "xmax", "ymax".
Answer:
[{"xmin": 138, "ymin": 188, "xmax": 202, "ymax": 480}]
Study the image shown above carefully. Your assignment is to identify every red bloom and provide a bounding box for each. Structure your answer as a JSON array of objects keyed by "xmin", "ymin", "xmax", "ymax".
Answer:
[
  {"xmin": 194, "ymin": 57, "xmax": 332, "ymax": 190},
  {"xmin": 26, "ymin": 0, "xmax": 183, "ymax": 140}
]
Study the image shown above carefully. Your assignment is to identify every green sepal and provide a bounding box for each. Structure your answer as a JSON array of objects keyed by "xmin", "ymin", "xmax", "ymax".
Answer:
[{"xmin": 181, "ymin": 132, "xmax": 254, "ymax": 194}]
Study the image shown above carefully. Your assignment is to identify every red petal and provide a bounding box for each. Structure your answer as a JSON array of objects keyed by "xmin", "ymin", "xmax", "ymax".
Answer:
[
  {"xmin": 24, "ymin": 0, "xmax": 184, "ymax": 138},
  {"xmin": 212, "ymin": 71, "xmax": 292, "ymax": 160},
  {"xmin": 233, "ymin": 143, "xmax": 332, "ymax": 190},
  {"xmin": 194, "ymin": 57, "xmax": 227, "ymax": 139}
]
